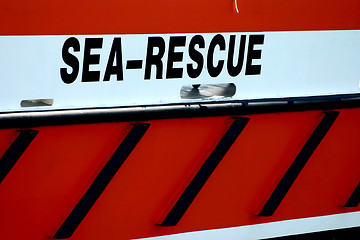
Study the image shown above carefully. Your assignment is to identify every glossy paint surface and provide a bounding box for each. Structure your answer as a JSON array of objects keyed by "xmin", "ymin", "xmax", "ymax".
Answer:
[
  {"xmin": 0, "ymin": 109, "xmax": 359, "ymax": 239},
  {"xmin": 0, "ymin": 0, "xmax": 359, "ymax": 35}
]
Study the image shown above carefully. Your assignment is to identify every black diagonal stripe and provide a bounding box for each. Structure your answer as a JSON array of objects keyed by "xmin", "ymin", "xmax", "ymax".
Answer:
[
  {"xmin": 258, "ymin": 111, "xmax": 339, "ymax": 216},
  {"xmin": 0, "ymin": 130, "xmax": 38, "ymax": 184},
  {"xmin": 54, "ymin": 123, "xmax": 150, "ymax": 239},
  {"xmin": 344, "ymin": 182, "xmax": 360, "ymax": 207},
  {"xmin": 160, "ymin": 118, "xmax": 250, "ymax": 226}
]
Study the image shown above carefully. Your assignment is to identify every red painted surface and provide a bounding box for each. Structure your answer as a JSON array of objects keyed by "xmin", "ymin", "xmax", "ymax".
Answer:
[
  {"xmin": 0, "ymin": 109, "xmax": 359, "ymax": 239},
  {"xmin": 0, "ymin": 0, "xmax": 359, "ymax": 35}
]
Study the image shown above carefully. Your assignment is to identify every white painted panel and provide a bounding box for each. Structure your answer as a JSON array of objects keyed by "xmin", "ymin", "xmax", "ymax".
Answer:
[
  {"xmin": 135, "ymin": 212, "xmax": 360, "ymax": 240},
  {"xmin": 0, "ymin": 30, "xmax": 359, "ymax": 112}
]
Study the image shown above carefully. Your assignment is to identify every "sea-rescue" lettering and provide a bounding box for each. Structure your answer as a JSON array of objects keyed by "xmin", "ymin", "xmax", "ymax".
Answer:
[{"xmin": 60, "ymin": 34, "xmax": 264, "ymax": 84}]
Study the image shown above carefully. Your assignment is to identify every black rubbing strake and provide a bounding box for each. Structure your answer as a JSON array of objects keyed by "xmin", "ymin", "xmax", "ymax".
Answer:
[
  {"xmin": 0, "ymin": 130, "xmax": 38, "ymax": 184},
  {"xmin": 258, "ymin": 111, "xmax": 339, "ymax": 216},
  {"xmin": 53, "ymin": 123, "xmax": 150, "ymax": 239},
  {"xmin": 160, "ymin": 118, "xmax": 249, "ymax": 226},
  {"xmin": 344, "ymin": 182, "xmax": 360, "ymax": 207}
]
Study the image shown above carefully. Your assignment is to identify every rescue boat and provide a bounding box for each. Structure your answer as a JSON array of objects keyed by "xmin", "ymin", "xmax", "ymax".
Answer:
[{"xmin": 0, "ymin": 0, "xmax": 359, "ymax": 239}]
